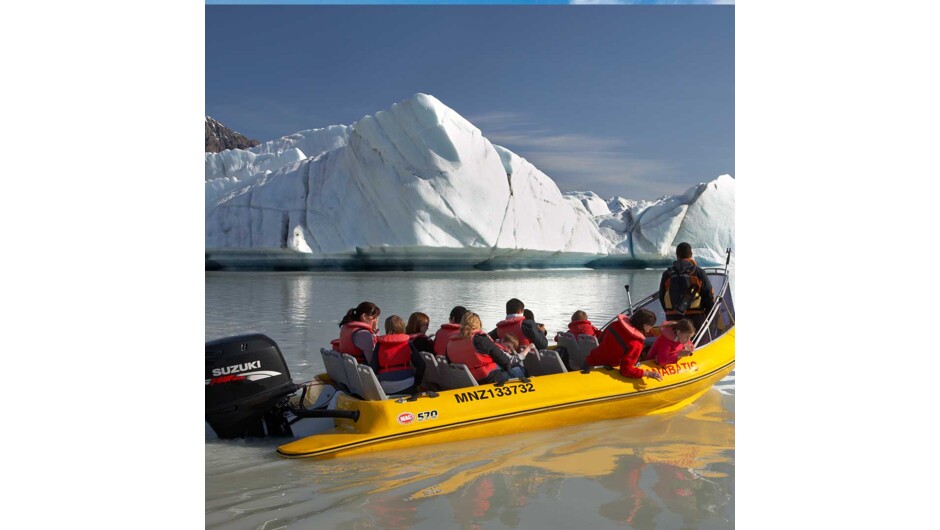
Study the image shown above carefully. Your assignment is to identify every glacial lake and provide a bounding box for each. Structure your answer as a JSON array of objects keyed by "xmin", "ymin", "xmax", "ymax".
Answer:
[{"xmin": 206, "ymin": 269, "xmax": 735, "ymax": 529}]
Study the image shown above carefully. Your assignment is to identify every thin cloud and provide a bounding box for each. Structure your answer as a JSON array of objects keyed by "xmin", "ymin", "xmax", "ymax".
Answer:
[
  {"xmin": 464, "ymin": 111, "xmax": 530, "ymax": 129},
  {"xmin": 465, "ymin": 111, "xmax": 681, "ymax": 200},
  {"xmin": 486, "ymin": 132, "xmax": 627, "ymax": 152},
  {"xmin": 528, "ymin": 152, "xmax": 681, "ymax": 199}
]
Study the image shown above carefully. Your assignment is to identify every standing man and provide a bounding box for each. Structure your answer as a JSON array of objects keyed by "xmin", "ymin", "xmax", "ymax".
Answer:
[{"xmin": 658, "ymin": 242, "xmax": 715, "ymax": 332}]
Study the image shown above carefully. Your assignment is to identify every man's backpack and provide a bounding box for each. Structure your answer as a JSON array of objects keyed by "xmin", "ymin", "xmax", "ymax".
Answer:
[{"xmin": 664, "ymin": 265, "xmax": 703, "ymax": 314}]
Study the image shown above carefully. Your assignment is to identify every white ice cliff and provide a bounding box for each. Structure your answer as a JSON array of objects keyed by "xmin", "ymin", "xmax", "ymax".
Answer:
[{"xmin": 205, "ymin": 94, "xmax": 734, "ymax": 269}]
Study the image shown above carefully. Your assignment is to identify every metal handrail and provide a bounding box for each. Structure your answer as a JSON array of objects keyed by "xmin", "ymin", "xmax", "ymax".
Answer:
[{"xmin": 693, "ymin": 248, "xmax": 733, "ymax": 347}]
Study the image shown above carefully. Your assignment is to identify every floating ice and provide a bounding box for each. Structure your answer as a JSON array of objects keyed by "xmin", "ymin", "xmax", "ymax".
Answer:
[{"xmin": 205, "ymin": 94, "xmax": 734, "ymax": 269}]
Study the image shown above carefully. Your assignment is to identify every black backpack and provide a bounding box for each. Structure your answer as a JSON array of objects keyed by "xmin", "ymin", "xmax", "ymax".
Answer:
[{"xmin": 665, "ymin": 264, "xmax": 703, "ymax": 314}]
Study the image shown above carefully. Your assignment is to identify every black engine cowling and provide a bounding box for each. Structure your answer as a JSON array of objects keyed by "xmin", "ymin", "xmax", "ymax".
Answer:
[{"xmin": 205, "ymin": 333, "xmax": 298, "ymax": 438}]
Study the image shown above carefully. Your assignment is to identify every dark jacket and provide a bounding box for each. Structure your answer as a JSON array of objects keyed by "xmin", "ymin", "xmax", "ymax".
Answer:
[
  {"xmin": 658, "ymin": 258, "xmax": 715, "ymax": 316},
  {"xmin": 447, "ymin": 333, "xmax": 515, "ymax": 385}
]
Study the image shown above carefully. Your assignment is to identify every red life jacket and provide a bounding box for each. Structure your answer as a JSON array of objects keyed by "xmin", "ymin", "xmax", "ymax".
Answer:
[
  {"xmin": 447, "ymin": 330, "xmax": 498, "ymax": 381},
  {"xmin": 433, "ymin": 323, "xmax": 461, "ymax": 356},
  {"xmin": 375, "ymin": 334, "xmax": 413, "ymax": 374},
  {"xmin": 586, "ymin": 314, "xmax": 645, "ymax": 367},
  {"xmin": 568, "ymin": 320, "xmax": 600, "ymax": 337},
  {"xmin": 496, "ymin": 316, "xmax": 530, "ymax": 346},
  {"xmin": 337, "ymin": 321, "xmax": 375, "ymax": 364}
]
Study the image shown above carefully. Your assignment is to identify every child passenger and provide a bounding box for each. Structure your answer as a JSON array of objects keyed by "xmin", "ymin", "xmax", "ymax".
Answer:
[
  {"xmin": 648, "ymin": 319, "xmax": 696, "ymax": 366},
  {"xmin": 566, "ymin": 310, "xmax": 604, "ymax": 340},
  {"xmin": 373, "ymin": 315, "xmax": 419, "ymax": 395},
  {"xmin": 500, "ymin": 333, "xmax": 536, "ymax": 369}
]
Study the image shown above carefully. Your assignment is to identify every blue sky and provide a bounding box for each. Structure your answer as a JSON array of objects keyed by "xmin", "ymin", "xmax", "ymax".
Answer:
[{"xmin": 206, "ymin": 5, "xmax": 733, "ymax": 199}]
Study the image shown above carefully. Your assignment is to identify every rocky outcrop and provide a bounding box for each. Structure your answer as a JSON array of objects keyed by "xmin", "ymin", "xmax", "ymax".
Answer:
[{"xmin": 205, "ymin": 116, "xmax": 260, "ymax": 152}]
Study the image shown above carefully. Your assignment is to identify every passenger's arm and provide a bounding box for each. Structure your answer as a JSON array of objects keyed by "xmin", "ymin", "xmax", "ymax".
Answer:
[
  {"xmin": 522, "ymin": 320, "xmax": 548, "ymax": 350},
  {"xmin": 620, "ymin": 340, "xmax": 662, "ymax": 380},
  {"xmin": 352, "ymin": 329, "xmax": 377, "ymax": 364},
  {"xmin": 474, "ymin": 334, "xmax": 513, "ymax": 370}
]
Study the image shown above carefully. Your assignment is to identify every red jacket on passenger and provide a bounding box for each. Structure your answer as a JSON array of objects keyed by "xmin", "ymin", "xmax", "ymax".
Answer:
[
  {"xmin": 649, "ymin": 324, "xmax": 694, "ymax": 366},
  {"xmin": 337, "ymin": 321, "xmax": 375, "ymax": 364},
  {"xmin": 495, "ymin": 316, "xmax": 531, "ymax": 346},
  {"xmin": 584, "ymin": 314, "xmax": 646, "ymax": 378},
  {"xmin": 446, "ymin": 330, "xmax": 499, "ymax": 382},
  {"xmin": 375, "ymin": 333, "xmax": 413, "ymax": 375},
  {"xmin": 568, "ymin": 320, "xmax": 604, "ymax": 341},
  {"xmin": 433, "ymin": 323, "xmax": 461, "ymax": 356}
]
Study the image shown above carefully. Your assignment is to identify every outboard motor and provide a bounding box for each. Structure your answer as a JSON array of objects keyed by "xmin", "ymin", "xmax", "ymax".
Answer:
[{"xmin": 205, "ymin": 334, "xmax": 299, "ymax": 438}]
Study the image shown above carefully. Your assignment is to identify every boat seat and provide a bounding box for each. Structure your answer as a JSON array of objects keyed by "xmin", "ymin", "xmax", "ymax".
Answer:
[
  {"xmin": 417, "ymin": 351, "xmax": 478, "ymax": 390},
  {"xmin": 320, "ymin": 348, "xmax": 348, "ymax": 392},
  {"xmin": 555, "ymin": 332, "xmax": 579, "ymax": 368},
  {"xmin": 524, "ymin": 349, "xmax": 568, "ymax": 376},
  {"xmin": 557, "ymin": 332, "xmax": 599, "ymax": 370},
  {"xmin": 356, "ymin": 364, "xmax": 389, "ymax": 401},
  {"xmin": 440, "ymin": 362, "xmax": 479, "ymax": 389},
  {"xmin": 418, "ymin": 351, "xmax": 446, "ymax": 391},
  {"xmin": 341, "ymin": 353, "xmax": 365, "ymax": 399}
]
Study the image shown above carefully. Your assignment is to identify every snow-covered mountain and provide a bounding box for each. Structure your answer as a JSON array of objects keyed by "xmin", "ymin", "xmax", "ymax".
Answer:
[{"xmin": 205, "ymin": 93, "xmax": 734, "ymax": 269}]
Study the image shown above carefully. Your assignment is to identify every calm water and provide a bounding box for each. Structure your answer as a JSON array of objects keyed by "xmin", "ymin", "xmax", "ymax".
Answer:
[{"xmin": 206, "ymin": 269, "xmax": 735, "ymax": 529}]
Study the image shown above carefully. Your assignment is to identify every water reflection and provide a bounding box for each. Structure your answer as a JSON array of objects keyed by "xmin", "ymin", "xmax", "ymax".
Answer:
[{"xmin": 205, "ymin": 390, "xmax": 733, "ymax": 529}]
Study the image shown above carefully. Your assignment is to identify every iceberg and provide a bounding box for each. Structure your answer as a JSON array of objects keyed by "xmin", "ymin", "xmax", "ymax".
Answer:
[{"xmin": 205, "ymin": 94, "xmax": 734, "ymax": 270}]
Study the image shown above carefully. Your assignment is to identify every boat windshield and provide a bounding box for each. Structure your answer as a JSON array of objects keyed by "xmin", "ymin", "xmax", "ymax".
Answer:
[
  {"xmin": 693, "ymin": 272, "xmax": 735, "ymax": 348},
  {"xmin": 627, "ymin": 271, "xmax": 735, "ymax": 348}
]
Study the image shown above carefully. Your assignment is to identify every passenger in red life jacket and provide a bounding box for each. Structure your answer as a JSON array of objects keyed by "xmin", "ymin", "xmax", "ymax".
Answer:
[
  {"xmin": 374, "ymin": 315, "xmax": 419, "ymax": 395},
  {"xmin": 488, "ymin": 298, "xmax": 548, "ymax": 351},
  {"xmin": 433, "ymin": 305, "xmax": 468, "ymax": 356},
  {"xmin": 552, "ymin": 310, "xmax": 605, "ymax": 369},
  {"xmin": 335, "ymin": 301, "xmax": 380, "ymax": 365},
  {"xmin": 565, "ymin": 310, "xmax": 605, "ymax": 341},
  {"xmin": 648, "ymin": 319, "xmax": 696, "ymax": 367},
  {"xmin": 448, "ymin": 312, "xmax": 527, "ymax": 385},
  {"xmin": 583, "ymin": 309, "xmax": 664, "ymax": 381}
]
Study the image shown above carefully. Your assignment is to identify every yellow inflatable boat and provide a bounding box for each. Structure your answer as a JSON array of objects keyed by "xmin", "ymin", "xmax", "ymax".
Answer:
[{"xmin": 205, "ymin": 258, "xmax": 735, "ymax": 460}]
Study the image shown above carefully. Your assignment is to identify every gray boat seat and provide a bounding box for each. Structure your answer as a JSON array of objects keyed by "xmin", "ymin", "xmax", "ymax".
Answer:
[
  {"xmin": 556, "ymin": 332, "xmax": 598, "ymax": 370},
  {"xmin": 440, "ymin": 362, "xmax": 479, "ymax": 389},
  {"xmin": 555, "ymin": 332, "xmax": 578, "ymax": 352},
  {"xmin": 341, "ymin": 353, "xmax": 365, "ymax": 398},
  {"xmin": 320, "ymin": 348, "xmax": 348, "ymax": 391},
  {"xmin": 418, "ymin": 351, "xmax": 478, "ymax": 390},
  {"xmin": 524, "ymin": 349, "xmax": 568, "ymax": 376},
  {"xmin": 418, "ymin": 351, "xmax": 446, "ymax": 391},
  {"xmin": 356, "ymin": 364, "xmax": 389, "ymax": 401},
  {"xmin": 576, "ymin": 333, "xmax": 599, "ymax": 351}
]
